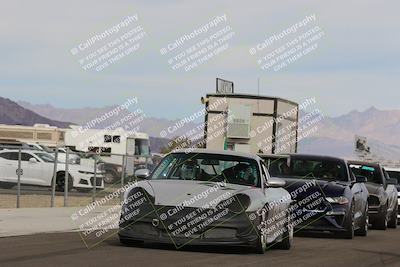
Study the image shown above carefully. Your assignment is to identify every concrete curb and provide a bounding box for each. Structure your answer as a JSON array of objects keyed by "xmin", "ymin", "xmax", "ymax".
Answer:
[{"xmin": 0, "ymin": 206, "xmax": 121, "ymax": 237}]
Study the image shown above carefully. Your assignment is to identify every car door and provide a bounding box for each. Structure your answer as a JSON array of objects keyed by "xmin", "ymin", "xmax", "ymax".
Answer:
[
  {"xmin": 0, "ymin": 151, "xmax": 30, "ymax": 184},
  {"xmin": 261, "ymin": 161, "xmax": 287, "ymax": 242},
  {"xmin": 348, "ymin": 169, "xmax": 363, "ymax": 223},
  {"xmin": 0, "ymin": 152, "xmax": 18, "ymax": 183},
  {"xmin": 33, "ymin": 153, "xmax": 56, "ymax": 186},
  {"xmin": 41, "ymin": 160, "xmax": 56, "ymax": 187},
  {"xmin": 20, "ymin": 152, "xmax": 45, "ymax": 186},
  {"xmin": 383, "ymin": 168, "xmax": 397, "ymax": 214}
]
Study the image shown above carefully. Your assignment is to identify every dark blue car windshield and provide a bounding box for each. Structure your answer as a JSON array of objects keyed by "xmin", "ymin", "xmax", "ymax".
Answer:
[{"xmin": 270, "ymin": 158, "xmax": 348, "ymax": 181}]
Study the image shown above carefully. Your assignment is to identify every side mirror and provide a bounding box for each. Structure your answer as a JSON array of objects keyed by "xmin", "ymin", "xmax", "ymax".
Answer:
[
  {"xmin": 355, "ymin": 175, "xmax": 367, "ymax": 183},
  {"xmin": 135, "ymin": 169, "xmax": 150, "ymax": 180},
  {"xmin": 387, "ymin": 178, "xmax": 398, "ymax": 185},
  {"xmin": 267, "ymin": 177, "xmax": 286, "ymax": 188},
  {"xmin": 29, "ymin": 157, "xmax": 38, "ymax": 164}
]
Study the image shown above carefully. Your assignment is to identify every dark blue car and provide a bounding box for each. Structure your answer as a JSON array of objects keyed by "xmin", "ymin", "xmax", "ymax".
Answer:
[{"xmin": 260, "ymin": 154, "xmax": 369, "ymax": 239}]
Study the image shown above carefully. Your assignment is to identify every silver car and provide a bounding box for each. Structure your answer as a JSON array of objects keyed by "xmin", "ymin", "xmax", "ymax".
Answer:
[{"xmin": 119, "ymin": 149, "xmax": 293, "ymax": 253}]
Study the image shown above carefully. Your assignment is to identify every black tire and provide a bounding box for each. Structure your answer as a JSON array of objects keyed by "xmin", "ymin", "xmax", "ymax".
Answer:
[
  {"xmin": 338, "ymin": 202, "xmax": 355, "ymax": 239},
  {"xmin": 0, "ymin": 182, "xmax": 15, "ymax": 189},
  {"xmin": 388, "ymin": 206, "xmax": 398, "ymax": 228},
  {"xmin": 55, "ymin": 173, "xmax": 73, "ymax": 192},
  {"xmin": 253, "ymin": 211, "xmax": 267, "ymax": 254},
  {"xmin": 275, "ymin": 212, "xmax": 293, "ymax": 250},
  {"xmin": 104, "ymin": 170, "xmax": 118, "ymax": 184},
  {"xmin": 373, "ymin": 204, "xmax": 388, "ymax": 230},
  {"xmin": 355, "ymin": 205, "xmax": 368, "ymax": 236},
  {"xmin": 119, "ymin": 237, "xmax": 143, "ymax": 246}
]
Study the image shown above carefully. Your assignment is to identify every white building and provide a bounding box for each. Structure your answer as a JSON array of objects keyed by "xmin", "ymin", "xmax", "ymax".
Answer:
[
  {"xmin": 202, "ymin": 93, "xmax": 298, "ymax": 155},
  {"xmin": 0, "ymin": 124, "xmax": 65, "ymax": 147}
]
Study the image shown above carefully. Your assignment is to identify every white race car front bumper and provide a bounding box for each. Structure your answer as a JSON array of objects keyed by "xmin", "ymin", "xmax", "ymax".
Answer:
[{"xmin": 72, "ymin": 172, "xmax": 105, "ymax": 190}]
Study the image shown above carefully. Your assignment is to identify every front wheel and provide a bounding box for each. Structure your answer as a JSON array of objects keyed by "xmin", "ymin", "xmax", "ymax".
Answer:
[
  {"xmin": 338, "ymin": 202, "xmax": 354, "ymax": 239},
  {"xmin": 0, "ymin": 182, "xmax": 15, "ymax": 189},
  {"xmin": 119, "ymin": 237, "xmax": 143, "ymax": 246},
  {"xmin": 55, "ymin": 173, "xmax": 73, "ymax": 192},
  {"xmin": 104, "ymin": 170, "xmax": 118, "ymax": 184},
  {"xmin": 388, "ymin": 206, "xmax": 398, "ymax": 228},
  {"xmin": 275, "ymin": 212, "xmax": 293, "ymax": 250},
  {"xmin": 355, "ymin": 205, "xmax": 368, "ymax": 236},
  {"xmin": 372, "ymin": 204, "xmax": 388, "ymax": 230},
  {"xmin": 253, "ymin": 211, "xmax": 267, "ymax": 254}
]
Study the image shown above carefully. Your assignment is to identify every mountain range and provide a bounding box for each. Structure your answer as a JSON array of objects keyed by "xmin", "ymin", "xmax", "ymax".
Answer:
[
  {"xmin": 0, "ymin": 97, "xmax": 397, "ymax": 159},
  {"xmin": 18, "ymin": 100, "xmax": 199, "ymax": 140},
  {"xmin": 0, "ymin": 97, "xmax": 71, "ymax": 128},
  {"xmin": 298, "ymin": 107, "xmax": 400, "ymax": 160},
  {"xmin": 16, "ymin": 100, "xmax": 202, "ymax": 153}
]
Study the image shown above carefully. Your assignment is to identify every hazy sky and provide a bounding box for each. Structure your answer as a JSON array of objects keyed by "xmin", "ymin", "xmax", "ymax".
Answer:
[{"xmin": 0, "ymin": 1, "xmax": 399, "ymax": 120}]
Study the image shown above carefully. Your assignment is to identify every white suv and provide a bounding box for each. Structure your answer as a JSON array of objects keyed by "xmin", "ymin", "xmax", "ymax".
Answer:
[{"xmin": 0, "ymin": 150, "xmax": 104, "ymax": 192}]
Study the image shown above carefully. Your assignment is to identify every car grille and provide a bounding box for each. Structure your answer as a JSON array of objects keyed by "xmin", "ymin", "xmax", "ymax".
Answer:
[
  {"xmin": 126, "ymin": 222, "xmax": 157, "ymax": 236},
  {"xmin": 368, "ymin": 195, "xmax": 380, "ymax": 207},
  {"xmin": 90, "ymin": 177, "xmax": 102, "ymax": 186},
  {"xmin": 204, "ymin": 228, "xmax": 236, "ymax": 239}
]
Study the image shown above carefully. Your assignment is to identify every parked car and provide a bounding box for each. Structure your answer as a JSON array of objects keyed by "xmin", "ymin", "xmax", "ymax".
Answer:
[
  {"xmin": 0, "ymin": 150, "xmax": 104, "ymax": 192},
  {"xmin": 0, "ymin": 140, "xmax": 82, "ymax": 165},
  {"xmin": 349, "ymin": 161, "xmax": 398, "ymax": 229},
  {"xmin": 101, "ymin": 161, "xmax": 123, "ymax": 184},
  {"xmin": 0, "ymin": 139, "xmax": 42, "ymax": 151},
  {"xmin": 79, "ymin": 154, "xmax": 123, "ymax": 184},
  {"xmin": 87, "ymin": 154, "xmax": 153, "ymax": 184},
  {"xmin": 49, "ymin": 147, "xmax": 81, "ymax": 165},
  {"xmin": 260, "ymin": 154, "xmax": 369, "ymax": 239},
  {"xmin": 25, "ymin": 144, "xmax": 82, "ymax": 165},
  {"xmin": 385, "ymin": 167, "xmax": 400, "ymax": 223},
  {"xmin": 119, "ymin": 149, "xmax": 293, "ymax": 253}
]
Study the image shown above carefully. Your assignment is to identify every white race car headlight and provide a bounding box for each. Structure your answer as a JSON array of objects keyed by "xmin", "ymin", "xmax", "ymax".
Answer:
[{"xmin": 326, "ymin": 196, "xmax": 349, "ymax": 205}]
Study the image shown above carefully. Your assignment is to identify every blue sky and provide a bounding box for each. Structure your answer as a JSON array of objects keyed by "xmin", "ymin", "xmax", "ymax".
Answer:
[{"xmin": 0, "ymin": 0, "xmax": 399, "ymax": 120}]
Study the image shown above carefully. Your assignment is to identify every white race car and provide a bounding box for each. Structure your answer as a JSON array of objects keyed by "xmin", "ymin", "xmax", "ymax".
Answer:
[
  {"xmin": 119, "ymin": 149, "xmax": 293, "ymax": 253},
  {"xmin": 0, "ymin": 149, "xmax": 104, "ymax": 192}
]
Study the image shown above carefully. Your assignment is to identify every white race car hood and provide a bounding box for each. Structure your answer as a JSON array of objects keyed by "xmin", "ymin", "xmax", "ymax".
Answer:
[
  {"xmin": 55, "ymin": 163, "xmax": 94, "ymax": 174},
  {"xmin": 133, "ymin": 179, "xmax": 251, "ymax": 209}
]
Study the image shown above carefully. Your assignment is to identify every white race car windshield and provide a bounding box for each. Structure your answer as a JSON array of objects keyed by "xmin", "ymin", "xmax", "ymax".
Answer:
[{"xmin": 151, "ymin": 153, "xmax": 261, "ymax": 187}]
